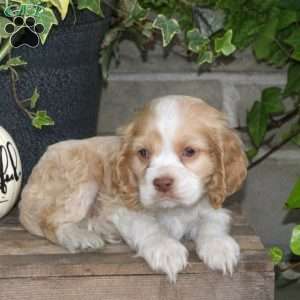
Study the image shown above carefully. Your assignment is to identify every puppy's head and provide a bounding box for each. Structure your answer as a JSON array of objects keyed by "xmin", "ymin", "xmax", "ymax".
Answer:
[{"xmin": 117, "ymin": 95, "xmax": 247, "ymax": 210}]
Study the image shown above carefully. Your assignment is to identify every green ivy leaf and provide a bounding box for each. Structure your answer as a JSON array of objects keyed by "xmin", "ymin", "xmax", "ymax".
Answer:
[
  {"xmin": 0, "ymin": 64, "xmax": 8, "ymax": 71},
  {"xmin": 0, "ymin": 56, "xmax": 27, "ymax": 71},
  {"xmin": 30, "ymin": 88, "xmax": 40, "ymax": 109},
  {"xmin": 194, "ymin": 7, "xmax": 225, "ymax": 38},
  {"xmin": 77, "ymin": 0, "xmax": 103, "ymax": 17},
  {"xmin": 197, "ymin": 50, "xmax": 213, "ymax": 65},
  {"xmin": 35, "ymin": 7, "xmax": 58, "ymax": 44},
  {"xmin": 32, "ymin": 110, "xmax": 55, "ymax": 129},
  {"xmin": 261, "ymin": 87, "xmax": 284, "ymax": 114},
  {"xmin": 278, "ymin": 9, "xmax": 297, "ymax": 30},
  {"xmin": 246, "ymin": 147, "xmax": 258, "ymax": 161},
  {"xmin": 281, "ymin": 123, "xmax": 300, "ymax": 147},
  {"xmin": 268, "ymin": 246, "xmax": 284, "ymax": 265},
  {"xmin": 285, "ymin": 178, "xmax": 300, "ymax": 209},
  {"xmin": 284, "ymin": 63, "xmax": 300, "ymax": 96},
  {"xmin": 142, "ymin": 22, "xmax": 153, "ymax": 38},
  {"xmin": 290, "ymin": 225, "xmax": 300, "ymax": 256},
  {"xmin": 231, "ymin": 18, "xmax": 260, "ymax": 49},
  {"xmin": 186, "ymin": 28, "xmax": 209, "ymax": 53},
  {"xmin": 269, "ymin": 46, "xmax": 289, "ymax": 67},
  {"xmin": 45, "ymin": 0, "xmax": 70, "ymax": 19},
  {"xmin": 152, "ymin": 15, "xmax": 180, "ymax": 47},
  {"xmin": 12, "ymin": 0, "xmax": 42, "ymax": 3},
  {"xmin": 254, "ymin": 8, "xmax": 279, "ymax": 60},
  {"xmin": 102, "ymin": 27, "xmax": 123, "ymax": 48},
  {"xmin": 99, "ymin": 42, "xmax": 114, "ymax": 80},
  {"xmin": 6, "ymin": 56, "xmax": 27, "ymax": 67},
  {"xmin": 125, "ymin": 0, "xmax": 147, "ymax": 26},
  {"xmin": 214, "ymin": 29, "xmax": 236, "ymax": 56},
  {"xmin": 284, "ymin": 30, "xmax": 300, "ymax": 61},
  {"xmin": 247, "ymin": 101, "xmax": 268, "ymax": 147},
  {"xmin": 0, "ymin": 17, "xmax": 11, "ymax": 38}
]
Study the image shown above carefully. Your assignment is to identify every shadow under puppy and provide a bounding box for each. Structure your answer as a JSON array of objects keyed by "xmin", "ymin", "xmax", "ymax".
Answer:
[{"xmin": 19, "ymin": 95, "xmax": 248, "ymax": 282}]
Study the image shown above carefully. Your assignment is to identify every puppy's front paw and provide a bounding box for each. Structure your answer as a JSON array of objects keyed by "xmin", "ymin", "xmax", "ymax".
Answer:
[
  {"xmin": 140, "ymin": 237, "xmax": 188, "ymax": 282},
  {"xmin": 197, "ymin": 235, "xmax": 240, "ymax": 275}
]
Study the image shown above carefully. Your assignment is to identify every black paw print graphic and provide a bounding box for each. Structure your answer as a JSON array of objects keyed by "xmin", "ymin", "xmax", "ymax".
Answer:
[{"xmin": 4, "ymin": 16, "xmax": 44, "ymax": 48}]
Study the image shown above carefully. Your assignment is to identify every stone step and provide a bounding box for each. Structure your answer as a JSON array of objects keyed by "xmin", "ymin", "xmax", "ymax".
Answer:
[
  {"xmin": 98, "ymin": 71, "xmax": 285, "ymax": 134},
  {"xmin": 109, "ymin": 41, "xmax": 285, "ymax": 74},
  {"xmin": 238, "ymin": 155, "xmax": 300, "ymax": 250}
]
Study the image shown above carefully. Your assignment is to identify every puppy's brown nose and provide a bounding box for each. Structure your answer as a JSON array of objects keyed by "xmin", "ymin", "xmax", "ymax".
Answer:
[{"xmin": 153, "ymin": 177, "xmax": 174, "ymax": 193}]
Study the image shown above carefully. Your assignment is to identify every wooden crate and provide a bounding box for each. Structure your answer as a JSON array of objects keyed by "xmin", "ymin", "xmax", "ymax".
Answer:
[{"xmin": 0, "ymin": 202, "xmax": 274, "ymax": 300}]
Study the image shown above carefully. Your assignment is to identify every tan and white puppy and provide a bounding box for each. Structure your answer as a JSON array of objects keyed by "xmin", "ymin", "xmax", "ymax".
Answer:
[{"xmin": 19, "ymin": 95, "xmax": 247, "ymax": 282}]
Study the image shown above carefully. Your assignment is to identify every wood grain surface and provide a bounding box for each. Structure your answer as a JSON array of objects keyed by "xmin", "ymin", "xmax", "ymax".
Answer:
[{"xmin": 0, "ymin": 203, "xmax": 274, "ymax": 300}]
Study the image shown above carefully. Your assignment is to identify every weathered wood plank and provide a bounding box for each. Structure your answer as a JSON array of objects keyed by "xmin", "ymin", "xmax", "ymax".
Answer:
[
  {"xmin": 0, "ymin": 272, "xmax": 274, "ymax": 300},
  {"xmin": 0, "ymin": 236, "xmax": 264, "ymax": 257},
  {"xmin": 0, "ymin": 225, "xmax": 263, "ymax": 256},
  {"xmin": 0, "ymin": 204, "xmax": 273, "ymax": 300},
  {"xmin": 0, "ymin": 224, "xmax": 255, "ymax": 239},
  {"xmin": 0, "ymin": 250, "xmax": 273, "ymax": 279}
]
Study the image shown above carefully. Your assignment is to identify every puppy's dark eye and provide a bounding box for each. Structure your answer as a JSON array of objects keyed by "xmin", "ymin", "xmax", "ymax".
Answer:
[
  {"xmin": 138, "ymin": 148, "xmax": 150, "ymax": 160},
  {"xmin": 182, "ymin": 147, "xmax": 196, "ymax": 158}
]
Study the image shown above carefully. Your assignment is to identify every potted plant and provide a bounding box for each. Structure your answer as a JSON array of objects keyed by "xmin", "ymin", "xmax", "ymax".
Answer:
[{"xmin": 0, "ymin": 0, "xmax": 111, "ymax": 181}]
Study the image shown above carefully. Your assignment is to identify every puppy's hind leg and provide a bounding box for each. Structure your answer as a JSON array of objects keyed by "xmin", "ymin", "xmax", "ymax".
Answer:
[
  {"xmin": 56, "ymin": 223, "xmax": 105, "ymax": 253},
  {"xmin": 40, "ymin": 181, "xmax": 105, "ymax": 253}
]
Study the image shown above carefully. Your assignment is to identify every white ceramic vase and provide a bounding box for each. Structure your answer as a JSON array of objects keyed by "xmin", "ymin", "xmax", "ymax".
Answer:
[{"xmin": 0, "ymin": 126, "xmax": 22, "ymax": 218}]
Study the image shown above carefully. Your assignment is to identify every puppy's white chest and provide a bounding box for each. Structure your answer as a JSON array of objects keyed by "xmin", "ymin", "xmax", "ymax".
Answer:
[{"xmin": 156, "ymin": 206, "xmax": 201, "ymax": 241}]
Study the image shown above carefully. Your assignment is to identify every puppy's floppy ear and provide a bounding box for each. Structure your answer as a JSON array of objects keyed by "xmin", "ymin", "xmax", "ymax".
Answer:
[
  {"xmin": 114, "ymin": 121, "xmax": 139, "ymax": 209},
  {"xmin": 116, "ymin": 120, "xmax": 135, "ymax": 137},
  {"xmin": 207, "ymin": 128, "xmax": 248, "ymax": 208}
]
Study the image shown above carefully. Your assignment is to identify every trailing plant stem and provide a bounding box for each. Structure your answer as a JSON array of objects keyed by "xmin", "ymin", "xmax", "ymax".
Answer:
[
  {"xmin": 269, "ymin": 108, "xmax": 300, "ymax": 130},
  {"xmin": 248, "ymin": 127, "xmax": 300, "ymax": 170},
  {"xmin": 9, "ymin": 68, "xmax": 34, "ymax": 120},
  {"xmin": 236, "ymin": 107, "xmax": 300, "ymax": 133},
  {"xmin": 0, "ymin": 39, "xmax": 12, "ymax": 63}
]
